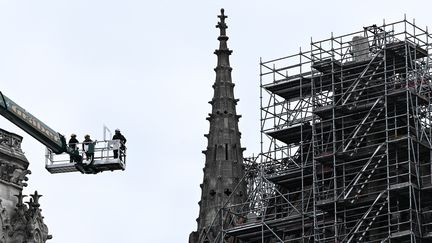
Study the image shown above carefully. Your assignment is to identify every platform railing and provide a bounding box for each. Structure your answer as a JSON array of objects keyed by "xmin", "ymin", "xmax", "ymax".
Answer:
[{"xmin": 45, "ymin": 139, "xmax": 126, "ymax": 167}]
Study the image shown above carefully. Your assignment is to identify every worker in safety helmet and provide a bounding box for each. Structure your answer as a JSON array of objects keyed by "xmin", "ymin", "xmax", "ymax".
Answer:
[
  {"xmin": 82, "ymin": 134, "xmax": 95, "ymax": 162},
  {"xmin": 112, "ymin": 129, "xmax": 126, "ymax": 160},
  {"xmin": 68, "ymin": 134, "xmax": 80, "ymax": 162}
]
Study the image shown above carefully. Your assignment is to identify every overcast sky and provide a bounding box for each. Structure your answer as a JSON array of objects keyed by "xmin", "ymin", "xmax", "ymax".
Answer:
[{"xmin": 0, "ymin": 0, "xmax": 431, "ymax": 242}]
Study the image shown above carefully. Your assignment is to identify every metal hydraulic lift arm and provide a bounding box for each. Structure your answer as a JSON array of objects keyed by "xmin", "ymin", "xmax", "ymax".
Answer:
[{"xmin": 0, "ymin": 91, "xmax": 67, "ymax": 154}]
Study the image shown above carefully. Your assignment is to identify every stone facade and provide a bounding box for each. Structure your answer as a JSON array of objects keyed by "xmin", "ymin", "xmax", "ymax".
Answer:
[{"xmin": 0, "ymin": 128, "xmax": 51, "ymax": 243}]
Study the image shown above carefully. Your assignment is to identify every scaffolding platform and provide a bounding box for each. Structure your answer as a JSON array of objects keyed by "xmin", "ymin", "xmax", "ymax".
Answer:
[
  {"xmin": 316, "ymin": 192, "xmax": 387, "ymax": 214},
  {"xmin": 225, "ymin": 215, "xmax": 313, "ymax": 241},
  {"xmin": 342, "ymin": 59, "xmax": 374, "ymax": 72},
  {"xmin": 266, "ymin": 123, "xmax": 312, "ymax": 145},
  {"xmin": 313, "ymin": 104, "xmax": 368, "ymax": 118},
  {"xmin": 390, "ymin": 182, "xmax": 418, "ymax": 195},
  {"xmin": 388, "ymin": 135, "xmax": 432, "ymax": 156},
  {"xmin": 266, "ymin": 167, "xmax": 313, "ymax": 190},
  {"xmin": 224, "ymin": 222, "xmax": 265, "ymax": 240},
  {"xmin": 386, "ymin": 40, "xmax": 428, "ymax": 60},
  {"xmin": 312, "ymin": 58, "xmax": 342, "ymax": 73},
  {"xmin": 313, "ymin": 105, "xmax": 334, "ymax": 118},
  {"xmin": 387, "ymin": 88, "xmax": 430, "ymax": 106},
  {"xmin": 389, "ymin": 230, "xmax": 415, "ymax": 242},
  {"xmin": 340, "ymin": 144, "xmax": 387, "ymax": 160},
  {"xmin": 264, "ymin": 76, "xmax": 313, "ymax": 100},
  {"xmin": 390, "ymin": 230, "xmax": 411, "ymax": 239}
]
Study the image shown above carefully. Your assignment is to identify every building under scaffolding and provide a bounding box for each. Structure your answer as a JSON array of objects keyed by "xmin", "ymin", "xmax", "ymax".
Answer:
[{"xmin": 216, "ymin": 18, "xmax": 432, "ymax": 242}]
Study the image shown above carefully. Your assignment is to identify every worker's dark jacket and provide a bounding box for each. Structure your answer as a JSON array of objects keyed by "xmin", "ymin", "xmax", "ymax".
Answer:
[
  {"xmin": 68, "ymin": 138, "xmax": 79, "ymax": 150},
  {"xmin": 113, "ymin": 133, "xmax": 126, "ymax": 150}
]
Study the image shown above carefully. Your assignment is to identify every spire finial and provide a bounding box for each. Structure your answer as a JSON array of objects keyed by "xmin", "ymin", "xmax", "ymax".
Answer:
[{"xmin": 216, "ymin": 8, "xmax": 228, "ymax": 37}]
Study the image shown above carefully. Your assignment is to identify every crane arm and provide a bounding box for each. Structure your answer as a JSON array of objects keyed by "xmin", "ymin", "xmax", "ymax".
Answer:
[{"xmin": 0, "ymin": 92, "xmax": 66, "ymax": 154}]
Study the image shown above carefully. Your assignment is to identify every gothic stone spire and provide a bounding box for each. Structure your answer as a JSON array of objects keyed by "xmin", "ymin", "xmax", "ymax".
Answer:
[{"xmin": 189, "ymin": 9, "xmax": 247, "ymax": 243}]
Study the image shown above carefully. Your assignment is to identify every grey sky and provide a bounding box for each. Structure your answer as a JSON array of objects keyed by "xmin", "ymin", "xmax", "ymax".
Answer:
[{"xmin": 0, "ymin": 0, "xmax": 430, "ymax": 242}]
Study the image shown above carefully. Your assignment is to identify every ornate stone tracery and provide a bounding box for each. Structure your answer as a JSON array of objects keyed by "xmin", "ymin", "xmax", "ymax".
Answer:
[
  {"xmin": 0, "ymin": 129, "xmax": 24, "ymax": 156},
  {"xmin": 190, "ymin": 9, "xmax": 247, "ymax": 243},
  {"xmin": 0, "ymin": 160, "xmax": 31, "ymax": 188},
  {"xmin": 0, "ymin": 129, "xmax": 50, "ymax": 242},
  {"xmin": 8, "ymin": 192, "xmax": 51, "ymax": 243},
  {"xmin": 0, "ymin": 200, "xmax": 11, "ymax": 243}
]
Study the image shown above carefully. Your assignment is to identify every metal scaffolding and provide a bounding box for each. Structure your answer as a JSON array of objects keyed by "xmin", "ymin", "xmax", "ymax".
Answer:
[{"xmin": 215, "ymin": 18, "xmax": 432, "ymax": 243}]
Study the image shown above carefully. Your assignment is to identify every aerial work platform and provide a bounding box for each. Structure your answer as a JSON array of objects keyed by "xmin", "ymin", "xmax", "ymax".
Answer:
[
  {"xmin": 0, "ymin": 91, "xmax": 127, "ymax": 175},
  {"xmin": 45, "ymin": 140, "xmax": 126, "ymax": 174}
]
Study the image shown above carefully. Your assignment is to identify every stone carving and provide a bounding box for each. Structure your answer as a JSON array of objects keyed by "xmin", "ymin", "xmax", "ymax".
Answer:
[
  {"xmin": 8, "ymin": 192, "xmax": 51, "ymax": 243},
  {"xmin": 10, "ymin": 169, "xmax": 31, "ymax": 187},
  {"xmin": 0, "ymin": 161, "xmax": 30, "ymax": 188},
  {"xmin": 0, "ymin": 164, "xmax": 15, "ymax": 183},
  {"xmin": 0, "ymin": 128, "xmax": 50, "ymax": 242},
  {"xmin": 0, "ymin": 200, "xmax": 11, "ymax": 243},
  {"xmin": 0, "ymin": 130, "xmax": 23, "ymax": 153}
]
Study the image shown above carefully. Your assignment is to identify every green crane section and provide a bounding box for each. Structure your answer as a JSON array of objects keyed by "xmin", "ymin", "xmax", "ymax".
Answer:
[{"xmin": 0, "ymin": 92, "xmax": 65, "ymax": 154}]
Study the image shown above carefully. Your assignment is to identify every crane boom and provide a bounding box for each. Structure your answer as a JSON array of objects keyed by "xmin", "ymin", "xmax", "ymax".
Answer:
[{"xmin": 0, "ymin": 92, "xmax": 66, "ymax": 154}]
